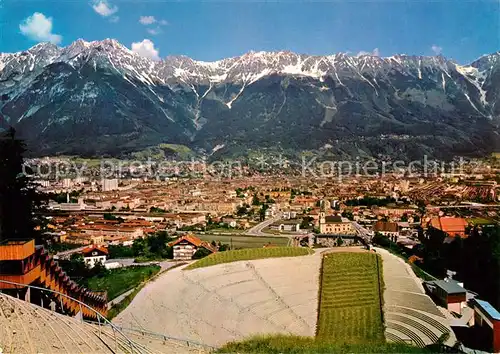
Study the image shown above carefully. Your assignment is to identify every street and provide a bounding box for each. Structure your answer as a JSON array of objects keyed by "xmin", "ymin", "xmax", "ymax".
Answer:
[
  {"xmin": 54, "ymin": 245, "xmax": 89, "ymax": 260},
  {"xmin": 245, "ymin": 213, "xmax": 283, "ymax": 236},
  {"xmin": 351, "ymin": 221, "xmax": 373, "ymax": 244}
]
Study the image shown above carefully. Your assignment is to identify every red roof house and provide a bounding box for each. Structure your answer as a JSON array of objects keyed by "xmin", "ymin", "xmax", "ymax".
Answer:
[
  {"xmin": 169, "ymin": 235, "xmax": 217, "ymax": 261},
  {"xmin": 429, "ymin": 217, "xmax": 468, "ymax": 238}
]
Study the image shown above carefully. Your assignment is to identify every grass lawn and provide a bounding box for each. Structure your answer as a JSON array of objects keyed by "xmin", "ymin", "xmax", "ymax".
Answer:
[
  {"xmin": 185, "ymin": 247, "xmax": 312, "ymax": 270},
  {"xmin": 261, "ymin": 227, "xmax": 284, "ymax": 235},
  {"xmin": 205, "ymin": 228, "xmax": 247, "ymax": 233},
  {"xmin": 196, "ymin": 234, "xmax": 289, "ymax": 249},
  {"xmin": 316, "ymin": 252, "xmax": 384, "ymax": 344},
  {"xmin": 86, "ymin": 265, "xmax": 160, "ymax": 300},
  {"xmin": 106, "ymin": 284, "xmax": 143, "ymax": 320},
  {"xmin": 216, "ymin": 335, "xmax": 430, "ymax": 353}
]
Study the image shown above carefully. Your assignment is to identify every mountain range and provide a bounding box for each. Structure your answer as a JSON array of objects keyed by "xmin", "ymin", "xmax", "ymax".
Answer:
[{"xmin": 0, "ymin": 39, "xmax": 498, "ymax": 160}]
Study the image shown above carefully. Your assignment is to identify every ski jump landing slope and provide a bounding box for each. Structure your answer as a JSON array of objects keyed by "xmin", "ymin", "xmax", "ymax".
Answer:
[{"xmin": 114, "ymin": 253, "xmax": 322, "ymax": 347}]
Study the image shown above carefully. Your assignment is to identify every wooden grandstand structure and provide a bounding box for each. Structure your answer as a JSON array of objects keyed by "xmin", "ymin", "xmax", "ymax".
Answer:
[{"xmin": 0, "ymin": 239, "xmax": 107, "ymax": 319}]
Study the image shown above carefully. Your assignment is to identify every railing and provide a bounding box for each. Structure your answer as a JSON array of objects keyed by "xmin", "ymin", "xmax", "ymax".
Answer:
[
  {"xmin": 0, "ymin": 279, "xmax": 145, "ymax": 353},
  {"xmin": 35, "ymin": 245, "xmax": 108, "ymax": 316},
  {"xmin": 87, "ymin": 321, "xmax": 216, "ymax": 351}
]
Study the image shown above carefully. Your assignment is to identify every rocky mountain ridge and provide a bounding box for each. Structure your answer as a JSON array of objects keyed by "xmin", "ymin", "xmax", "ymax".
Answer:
[{"xmin": 0, "ymin": 39, "xmax": 498, "ymax": 159}]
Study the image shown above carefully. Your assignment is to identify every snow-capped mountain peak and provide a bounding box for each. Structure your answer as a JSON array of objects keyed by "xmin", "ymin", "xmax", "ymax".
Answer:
[
  {"xmin": 0, "ymin": 39, "xmax": 498, "ymax": 160},
  {"xmin": 2, "ymin": 39, "xmax": 496, "ymax": 88}
]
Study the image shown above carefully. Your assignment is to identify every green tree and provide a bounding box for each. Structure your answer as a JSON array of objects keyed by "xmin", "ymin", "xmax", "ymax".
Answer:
[
  {"xmin": 218, "ymin": 243, "xmax": 230, "ymax": 251},
  {"xmin": 300, "ymin": 216, "xmax": 314, "ymax": 229},
  {"xmin": 236, "ymin": 204, "xmax": 249, "ymax": 216},
  {"xmin": 192, "ymin": 247, "xmax": 212, "ymax": 259},
  {"xmin": 150, "ymin": 206, "xmax": 166, "ymax": 213},
  {"xmin": 372, "ymin": 232, "xmax": 392, "ymax": 247},
  {"xmin": 108, "ymin": 244, "xmax": 134, "ymax": 258},
  {"xmin": 259, "ymin": 204, "xmax": 269, "ymax": 221},
  {"xmin": 459, "ymin": 226, "xmax": 500, "ymax": 308},
  {"xmin": 90, "ymin": 260, "xmax": 109, "ymax": 278},
  {"xmin": 147, "ymin": 231, "xmax": 172, "ymax": 256},
  {"xmin": 132, "ymin": 238, "xmax": 149, "ymax": 257},
  {"xmin": 103, "ymin": 213, "xmax": 117, "ymax": 220},
  {"xmin": 0, "ymin": 128, "xmax": 46, "ymax": 243},
  {"xmin": 264, "ymin": 195, "xmax": 275, "ymax": 203},
  {"xmin": 59, "ymin": 254, "xmax": 90, "ymax": 283},
  {"xmin": 341, "ymin": 211, "xmax": 354, "ymax": 220}
]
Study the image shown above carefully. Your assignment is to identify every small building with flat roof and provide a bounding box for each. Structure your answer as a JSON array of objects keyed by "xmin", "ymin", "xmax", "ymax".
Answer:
[
  {"xmin": 470, "ymin": 298, "xmax": 500, "ymax": 353},
  {"xmin": 424, "ymin": 278, "xmax": 467, "ymax": 314}
]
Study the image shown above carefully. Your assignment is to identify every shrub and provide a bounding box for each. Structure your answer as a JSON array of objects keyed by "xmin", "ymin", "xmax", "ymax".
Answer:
[{"xmin": 192, "ymin": 247, "xmax": 213, "ymax": 259}]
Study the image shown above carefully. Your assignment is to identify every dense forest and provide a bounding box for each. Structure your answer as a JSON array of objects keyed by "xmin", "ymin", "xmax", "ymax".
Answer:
[{"xmin": 418, "ymin": 226, "xmax": 500, "ymax": 308}]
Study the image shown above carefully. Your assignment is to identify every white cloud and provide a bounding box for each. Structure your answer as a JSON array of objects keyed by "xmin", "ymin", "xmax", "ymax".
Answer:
[
  {"xmin": 139, "ymin": 16, "xmax": 156, "ymax": 25},
  {"xmin": 159, "ymin": 19, "xmax": 169, "ymax": 26},
  {"xmin": 131, "ymin": 39, "xmax": 160, "ymax": 61},
  {"xmin": 19, "ymin": 12, "xmax": 62, "ymax": 44},
  {"xmin": 147, "ymin": 28, "xmax": 161, "ymax": 36},
  {"xmin": 356, "ymin": 48, "xmax": 380, "ymax": 57},
  {"xmin": 431, "ymin": 44, "xmax": 443, "ymax": 55},
  {"xmin": 92, "ymin": 1, "xmax": 118, "ymax": 17}
]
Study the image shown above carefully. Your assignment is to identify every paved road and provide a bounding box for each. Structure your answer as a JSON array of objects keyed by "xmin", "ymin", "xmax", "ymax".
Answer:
[
  {"xmin": 54, "ymin": 245, "xmax": 88, "ymax": 260},
  {"xmin": 351, "ymin": 221, "xmax": 373, "ymax": 244},
  {"xmin": 108, "ymin": 288, "xmax": 135, "ymax": 308},
  {"xmin": 245, "ymin": 213, "xmax": 283, "ymax": 236},
  {"xmin": 244, "ymin": 213, "xmax": 310, "ymax": 242},
  {"xmin": 106, "ymin": 258, "xmax": 182, "ymax": 272}
]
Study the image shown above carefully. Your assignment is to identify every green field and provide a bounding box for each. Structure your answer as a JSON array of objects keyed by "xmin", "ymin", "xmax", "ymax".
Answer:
[
  {"xmin": 469, "ymin": 217, "xmax": 495, "ymax": 226},
  {"xmin": 316, "ymin": 252, "xmax": 384, "ymax": 344},
  {"xmin": 217, "ymin": 335, "xmax": 430, "ymax": 353},
  {"xmin": 203, "ymin": 228, "xmax": 247, "ymax": 233},
  {"xmin": 185, "ymin": 247, "xmax": 312, "ymax": 270},
  {"xmin": 196, "ymin": 234, "xmax": 289, "ymax": 249},
  {"xmin": 261, "ymin": 227, "xmax": 284, "ymax": 235},
  {"xmin": 86, "ymin": 265, "xmax": 160, "ymax": 300}
]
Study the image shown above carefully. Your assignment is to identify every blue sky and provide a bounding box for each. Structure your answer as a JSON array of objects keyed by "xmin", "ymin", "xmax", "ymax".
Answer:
[{"xmin": 1, "ymin": 0, "xmax": 499, "ymax": 64}]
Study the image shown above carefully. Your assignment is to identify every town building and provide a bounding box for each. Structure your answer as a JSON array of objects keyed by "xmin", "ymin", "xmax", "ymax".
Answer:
[
  {"xmin": 373, "ymin": 221, "xmax": 400, "ymax": 237},
  {"xmin": 319, "ymin": 214, "xmax": 354, "ymax": 234},
  {"xmin": 428, "ymin": 217, "xmax": 468, "ymax": 238},
  {"xmin": 169, "ymin": 235, "xmax": 217, "ymax": 261},
  {"xmin": 64, "ymin": 234, "xmax": 104, "ymax": 245},
  {"xmin": 282, "ymin": 211, "xmax": 298, "ymax": 220},
  {"xmin": 373, "ymin": 206, "xmax": 417, "ymax": 217},
  {"xmin": 269, "ymin": 220, "xmax": 301, "ymax": 232},
  {"xmin": 102, "ymin": 179, "xmax": 119, "ymax": 192},
  {"xmin": 470, "ymin": 298, "xmax": 500, "ymax": 353},
  {"xmin": 424, "ymin": 278, "xmax": 467, "ymax": 314},
  {"xmin": 82, "ymin": 245, "xmax": 109, "ymax": 268},
  {"xmin": 78, "ymin": 224, "xmax": 144, "ymax": 242}
]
